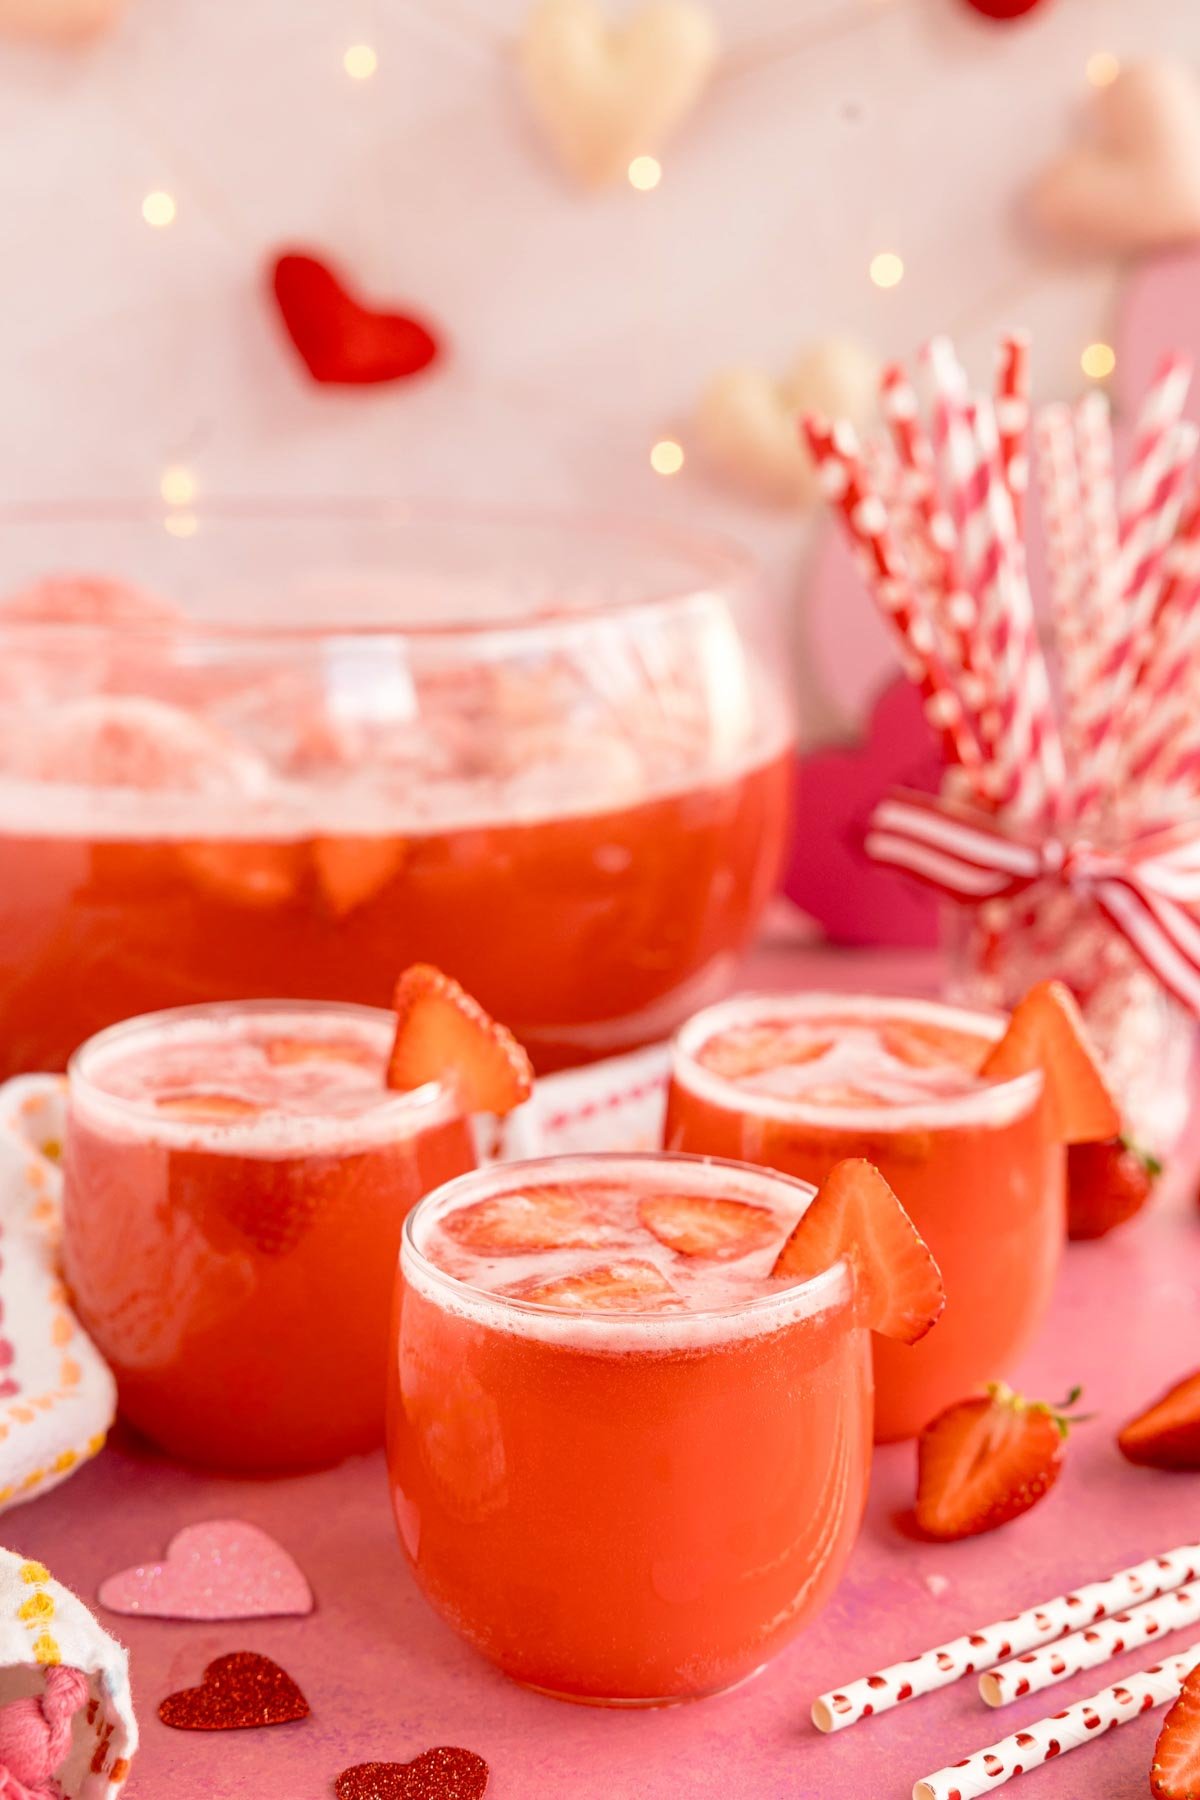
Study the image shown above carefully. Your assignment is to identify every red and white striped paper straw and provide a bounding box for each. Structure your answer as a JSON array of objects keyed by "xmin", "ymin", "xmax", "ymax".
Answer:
[
  {"xmin": 1123, "ymin": 485, "xmax": 1200, "ymax": 790},
  {"xmin": 995, "ymin": 331, "xmax": 1031, "ymax": 534},
  {"xmin": 913, "ymin": 1642, "xmax": 1200, "ymax": 1800},
  {"xmin": 802, "ymin": 416, "xmax": 986, "ymax": 783},
  {"xmin": 1074, "ymin": 390, "xmax": 1118, "ymax": 611},
  {"xmin": 1033, "ymin": 403, "xmax": 1087, "ymax": 739},
  {"xmin": 980, "ymin": 1581, "xmax": 1200, "ymax": 1707},
  {"xmin": 809, "ymin": 1543, "xmax": 1200, "ymax": 1733},
  {"xmin": 966, "ymin": 396, "xmax": 1065, "ymax": 819},
  {"xmin": 1119, "ymin": 352, "xmax": 1193, "ymax": 545},
  {"xmin": 880, "ymin": 363, "xmax": 988, "ymax": 718},
  {"xmin": 1073, "ymin": 420, "xmax": 1198, "ymax": 817}
]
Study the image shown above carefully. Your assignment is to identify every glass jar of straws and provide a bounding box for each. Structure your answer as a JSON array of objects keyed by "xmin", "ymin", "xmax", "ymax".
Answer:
[{"xmin": 806, "ymin": 333, "xmax": 1200, "ymax": 1158}]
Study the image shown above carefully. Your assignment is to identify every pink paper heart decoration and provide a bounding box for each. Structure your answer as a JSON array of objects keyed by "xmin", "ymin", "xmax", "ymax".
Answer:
[
  {"xmin": 1031, "ymin": 60, "xmax": 1200, "ymax": 254},
  {"xmin": 782, "ymin": 676, "xmax": 943, "ymax": 948},
  {"xmin": 0, "ymin": 0, "xmax": 129, "ymax": 38},
  {"xmin": 696, "ymin": 340, "xmax": 878, "ymax": 506},
  {"xmin": 99, "ymin": 1520, "xmax": 313, "ymax": 1620}
]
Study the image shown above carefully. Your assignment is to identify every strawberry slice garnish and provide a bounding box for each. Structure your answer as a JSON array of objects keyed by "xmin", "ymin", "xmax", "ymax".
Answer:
[
  {"xmin": 638, "ymin": 1194, "xmax": 779, "ymax": 1260},
  {"xmin": 771, "ymin": 1158, "xmax": 944, "ymax": 1343},
  {"xmin": 1151, "ymin": 1659, "xmax": 1200, "ymax": 1798},
  {"xmin": 444, "ymin": 1185, "xmax": 604, "ymax": 1254},
  {"xmin": 154, "ymin": 1093, "xmax": 262, "ymax": 1121},
  {"xmin": 915, "ymin": 1382, "xmax": 1086, "ymax": 1540},
  {"xmin": 1067, "ymin": 1135, "xmax": 1161, "ymax": 1240},
  {"xmin": 1118, "ymin": 1368, "xmax": 1200, "ymax": 1470},
  {"xmin": 512, "ymin": 1260, "xmax": 682, "ymax": 1313},
  {"xmin": 980, "ymin": 979, "xmax": 1120, "ymax": 1144},
  {"xmin": 388, "ymin": 964, "xmax": 533, "ymax": 1116}
]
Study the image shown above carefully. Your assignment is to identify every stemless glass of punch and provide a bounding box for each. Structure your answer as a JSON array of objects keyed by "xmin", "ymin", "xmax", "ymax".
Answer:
[
  {"xmin": 62, "ymin": 998, "xmax": 479, "ymax": 1470},
  {"xmin": 665, "ymin": 988, "xmax": 1117, "ymax": 1442},
  {"xmin": 388, "ymin": 1151, "xmax": 942, "ymax": 1705}
]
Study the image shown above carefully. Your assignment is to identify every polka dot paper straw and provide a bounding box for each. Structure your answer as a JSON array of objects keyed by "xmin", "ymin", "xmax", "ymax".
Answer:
[
  {"xmin": 913, "ymin": 1641, "xmax": 1200, "ymax": 1800},
  {"xmin": 979, "ymin": 1581, "xmax": 1200, "ymax": 1707},
  {"xmin": 809, "ymin": 1543, "xmax": 1200, "ymax": 1733}
]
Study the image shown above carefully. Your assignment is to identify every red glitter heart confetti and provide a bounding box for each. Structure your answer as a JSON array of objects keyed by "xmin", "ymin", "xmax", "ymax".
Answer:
[
  {"xmin": 158, "ymin": 1652, "xmax": 309, "ymax": 1731},
  {"xmin": 335, "ymin": 1747, "xmax": 490, "ymax": 1799},
  {"xmin": 270, "ymin": 250, "xmax": 442, "ymax": 386}
]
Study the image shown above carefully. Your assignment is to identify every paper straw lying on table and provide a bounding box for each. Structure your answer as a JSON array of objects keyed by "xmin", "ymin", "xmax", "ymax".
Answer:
[
  {"xmin": 980, "ymin": 1581, "xmax": 1200, "ymax": 1707},
  {"xmin": 810, "ymin": 1543, "xmax": 1200, "ymax": 1732},
  {"xmin": 913, "ymin": 1641, "xmax": 1200, "ymax": 1800}
]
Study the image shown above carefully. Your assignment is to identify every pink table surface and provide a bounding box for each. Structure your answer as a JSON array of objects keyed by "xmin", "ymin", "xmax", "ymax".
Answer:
[{"xmin": 15, "ymin": 941, "xmax": 1200, "ymax": 1800}]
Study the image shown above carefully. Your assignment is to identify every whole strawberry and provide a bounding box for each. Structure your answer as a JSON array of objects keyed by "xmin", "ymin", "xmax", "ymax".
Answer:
[
  {"xmin": 915, "ymin": 1383, "xmax": 1087, "ymax": 1541},
  {"xmin": 1067, "ymin": 1136, "xmax": 1161, "ymax": 1241}
]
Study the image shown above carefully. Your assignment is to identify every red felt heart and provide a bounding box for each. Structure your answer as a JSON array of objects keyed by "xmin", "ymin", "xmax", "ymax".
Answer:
[
  {"xmin": 335, "ymin": 1747, "xmax": 490, "ymax": 1799},
  {"xmin": 270, "ymin": 251, "xmax": 442, "ymax": 386},
  {"xmin": 960, "ymin": 0, "xmax": 1046, "ymax": 16},
  {"xmin": 158, "ymin": 1652, "xmax": 309, "ymax": 1731}
]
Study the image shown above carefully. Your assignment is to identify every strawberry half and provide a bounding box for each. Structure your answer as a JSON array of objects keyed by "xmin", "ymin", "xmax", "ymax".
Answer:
[
  {"xmin": 1118, "ymin": 1369, "xmax": 1200, "ymax": 1470},
  {"xmin": 1151, "ymin": 1660, "xmax": 1200, "ymax": 1799},
  {"xmin": 638, "ymin": 1194, "xmax": 778, "ymax": 1261},
  {"xmin": 1067, "ymin": 1136, "xmax": 1161, "ymax": 1240},
  {"xmin": 771, "ymin": 1158, "xmax": 944, "ymax": 1343},
  {"xmin": 980, "ymin": 980, "xmax": 1120, "ymax": 1144},
  {"xmin": 915, "ymin": 1382, "xmax": 1086, "ymax": 1541},
  {"xmin": 512, "ymin": 1260, "xmax": 682, "ymax": 1313},
  {"xmin": 388, "ymin": 964, "xmax": 533, "ymax": 1117}
]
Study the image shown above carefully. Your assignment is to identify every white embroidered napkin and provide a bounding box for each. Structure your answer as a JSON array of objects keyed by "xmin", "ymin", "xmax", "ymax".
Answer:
[
  {"xmin": 0, "ymin": 1078, "xmax": 116, "ymax": 1515},
  {"xmin": 0, "ymin": 1546, "xmax": 136, "ymax": 1797}
]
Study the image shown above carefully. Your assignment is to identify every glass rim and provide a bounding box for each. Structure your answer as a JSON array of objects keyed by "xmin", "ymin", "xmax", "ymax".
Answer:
[
  {"xmin": 67, "ymin": 996, "xmax": 456, "ymax": 1135},
  {"xmin": 0, "ymin": 498, "xmax": 756, "ymax": 643},
  {"xmin": 401, "ymin": 1149, "xmax": 854, "ymax": 1329},
  {"xmin": 670, "ymin": 990, "xmax": 1045, "ymax": 1130}
]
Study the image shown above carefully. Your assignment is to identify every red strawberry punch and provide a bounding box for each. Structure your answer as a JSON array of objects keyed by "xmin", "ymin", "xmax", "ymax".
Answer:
[{"xmin": 63, "ymin": 994, "xmax": 485, "ymax": 1470}]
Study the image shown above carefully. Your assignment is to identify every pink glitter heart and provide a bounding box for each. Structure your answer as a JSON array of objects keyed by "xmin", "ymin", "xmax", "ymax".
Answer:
[{"xmin": 99, "ymin": 1520, "xmax": 312, "ymax": 1620}]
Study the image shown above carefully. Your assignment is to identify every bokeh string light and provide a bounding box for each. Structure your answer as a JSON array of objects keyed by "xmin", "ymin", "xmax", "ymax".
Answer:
[{"xmin": 118, "ymin": 0, "xmax": 1134, "ymax": 499}]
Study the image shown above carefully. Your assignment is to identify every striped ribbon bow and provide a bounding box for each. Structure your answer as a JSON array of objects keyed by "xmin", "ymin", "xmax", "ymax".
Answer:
[{"xmin": 866, "ymin": 790, "xmax": 1200, "ymax": 1015}]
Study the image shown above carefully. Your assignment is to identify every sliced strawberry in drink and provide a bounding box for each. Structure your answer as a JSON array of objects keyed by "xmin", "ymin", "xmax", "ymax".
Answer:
[
  {"xmin": 312, "ymin": 835, "xmax": 408, "ymax": 918},
  {"xmin": 638, "ymin": 1193, "xmax": 779, "ymax": 1260},
  {"xmin": 0, "ymin": 574, "xmax": 182, "ymax": 625},
  {"xmin": 513, "ymin": 1259, "xmax": 682, "ymax": 1313},
  {"xmin": 914, "ymin": 1382, "xmax": 1083, "ymax": 1541},
  {"xmin": 881, "ymin": 1019, "xmax": 988, "ymax": 1072},
  {"xmin": 980, "ymin": 979, "xmax": 1120, "ymax": 1144},
  {"xmin": 444, "ymin": 1186, "xmax": 604, "ymax": 1254},
  {"xmin": 263, "ymin": 1037, "xmax": 379, "ymax": 1069},
  {"xmin": 155, "ymin": 1092, "xmax": 262, "ymax": 1121},
  {"xmin": 699, "ymin": 1023, "xmax": 832, "ymax": 1080},
  {"xmin": 1117, "ymin": 1368, "xmax": 1200, "ymax": 1470},
  {"xmin": 177, "ymin": 842, "xmax": 304, "ymax": 908},
  {"xmin": 388, "ymin": 964, "xmax": 533, "ymax": 1117},
  {"xmin": 1151, "ymin": 1659, "xmax": 1200, "ymax": 1798},
  {"xmin": 771, "ymin": 1158, "xmax": 944, "ymax": 1343}
]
